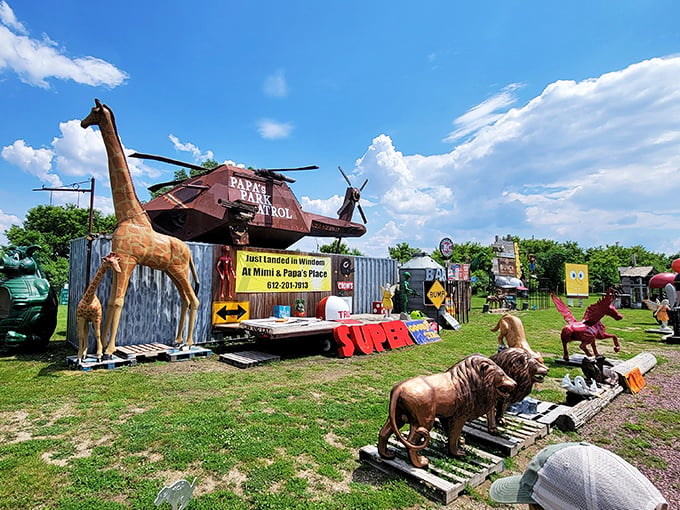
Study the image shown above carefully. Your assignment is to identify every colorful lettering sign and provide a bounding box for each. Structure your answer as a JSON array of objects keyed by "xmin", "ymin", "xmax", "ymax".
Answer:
[
  {"xmin": 236, "ymin": 251, "xmax": 332, "ymax": 293},
  {"xmin": 404, "ymin": 320, "xmax": 442, "ymax": 344},
  {"xmin": 228, "ymin": 175, "xmax": 293, "ymax": 219},
  {"xmin": 337, "ymin": 281, "xmax": 354, "ymax": 291},
  {"xmin": 448, "ymin": 263, "xmax": 470, "ymax": 281},
  {"xmin": 333, "ymin": 320, "xmax": 414, "ymax": 358}
]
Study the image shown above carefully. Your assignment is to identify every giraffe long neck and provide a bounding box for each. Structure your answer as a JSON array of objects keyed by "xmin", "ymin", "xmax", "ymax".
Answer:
[
  {"xmin": 98, "ymin": 107, "xmax": 150, "ymax": 225},
  {"xmin": 81, "ymin": 265, "xmax": 109, "ymax": 304}
]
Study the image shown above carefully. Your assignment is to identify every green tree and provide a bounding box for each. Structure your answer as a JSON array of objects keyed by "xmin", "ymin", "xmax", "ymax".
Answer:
[
  {"xmin": 149, "ymin": 159, "xmax": 221, "ymax": 198},
  {"xmin": 319, "ymin": 240, "xmax": 363, "ymax": 256},
  {"xmin": 585, "ymin": 248, "xmax": 621, "ymax": 293},
  {"xmin": 388, "ymin": 242, "xmax": 421, "ymax": 264},
  {"xmin": 3, "ymin": 204, "xmax": 116, "ymax": 289}
]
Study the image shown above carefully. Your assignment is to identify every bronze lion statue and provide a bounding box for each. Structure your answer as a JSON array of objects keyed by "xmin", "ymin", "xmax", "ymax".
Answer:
[
  {"xmin": 487, "ymin": 348, "xmax": 549, "ymax": 432},
  {"xmin": 377, "ymin": 354, "xmax": 516, "ymax": 468},
  {"xmin": 490, "ymin": 313, "xmax": 544, "ymax": 363}
]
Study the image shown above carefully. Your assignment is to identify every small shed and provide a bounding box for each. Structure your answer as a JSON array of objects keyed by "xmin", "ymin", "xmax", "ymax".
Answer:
[
  {"xmin": 618, "ymin": 266, "xmax": 657, "ymax": 308},
  {"xmin": 399, "ymin": 253, "xmax": 447, "ymax": 322}
]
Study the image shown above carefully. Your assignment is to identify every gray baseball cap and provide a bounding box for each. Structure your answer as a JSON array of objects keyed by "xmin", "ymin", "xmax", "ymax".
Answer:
[{"xmin": 489, "ymin": 442, "xmax": 668, "ymax": 510}]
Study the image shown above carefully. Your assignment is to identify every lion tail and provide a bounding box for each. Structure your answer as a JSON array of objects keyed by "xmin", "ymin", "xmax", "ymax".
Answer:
[
  {"xmin": 490, "ymin": 318, "xmax": 502, "ymax": 332},
  {"xmin": 388, "ymin": 385, "xmax": 431, "ymax": 452}
]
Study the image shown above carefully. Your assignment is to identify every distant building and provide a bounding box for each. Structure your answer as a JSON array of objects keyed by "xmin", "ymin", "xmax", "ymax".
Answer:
[{"xmin": 618, "ymin": 266, "xmax": 657, "ymax": 308}]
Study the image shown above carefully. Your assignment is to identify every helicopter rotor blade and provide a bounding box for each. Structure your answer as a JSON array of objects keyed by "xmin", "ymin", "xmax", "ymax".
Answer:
[
  {"xmin": 264, "ymin": 165, "xmax": 318, "ymax": 172},
  {"xmin": 337, "ymin": 166, "xmax": 353, "ymax": 187},
  {"xmin": 357, "ymin": 204, "xmax": 368, "ymax": 224},
  {"xmin": 359, "ymin": 178, "xmax": 368, "ymax": 191},
  {"xmin": 130, "ymin": 152, "xmax": 207, "ymax": 172},
  {"xmin": 148, "ymin": 179, "xmax": 186, "ymax": 193}
]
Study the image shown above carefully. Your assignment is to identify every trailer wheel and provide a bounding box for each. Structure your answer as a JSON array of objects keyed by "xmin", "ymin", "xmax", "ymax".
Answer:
[{"xmin": 319, "ymin": 336, "xmax": 336, "ymax": 356}]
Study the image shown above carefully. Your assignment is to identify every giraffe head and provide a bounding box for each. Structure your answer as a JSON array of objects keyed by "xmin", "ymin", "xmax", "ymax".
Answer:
[
  {"xmin": 81, "ymin": 98, "xmax": 110, "ymax": 129},
  {"xmin": 102, "ymin": 252, "xmax": 122, "ymax": 273}
]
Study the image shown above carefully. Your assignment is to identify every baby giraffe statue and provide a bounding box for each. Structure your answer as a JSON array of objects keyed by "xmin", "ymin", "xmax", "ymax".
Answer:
[{"xmin": 76, "ymin": 253, "xmax": 121, "ymax": 362}]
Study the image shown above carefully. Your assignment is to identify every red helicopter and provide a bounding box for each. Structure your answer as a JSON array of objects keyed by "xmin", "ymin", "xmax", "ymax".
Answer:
[{"xmin": 136, "ymin": 153, "xmax": 367, "ymax": 250}]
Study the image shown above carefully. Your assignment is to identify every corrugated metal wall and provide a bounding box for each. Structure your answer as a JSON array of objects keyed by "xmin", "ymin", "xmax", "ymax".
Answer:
[
  {"xmin": 353, "ymin": 256, "xmax": 398, "ymax": 313},
  {"xmin": 67, "ymin": 236, "xmax": 214, "ymax": 349},
  {"xmin": 67, "ymin": 238, "xmax": 397, "ymax": 348}
]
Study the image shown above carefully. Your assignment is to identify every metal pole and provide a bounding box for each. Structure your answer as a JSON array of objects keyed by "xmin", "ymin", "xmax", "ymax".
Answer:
[{"xmin": 85, "ymin": 177, "xmax": 95, "ymax": 288}]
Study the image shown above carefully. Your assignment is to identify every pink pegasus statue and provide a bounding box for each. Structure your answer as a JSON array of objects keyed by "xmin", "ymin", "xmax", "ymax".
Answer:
[{"xmin": 551, "ymin": 288, "xmax": 623, "ymax": 360}]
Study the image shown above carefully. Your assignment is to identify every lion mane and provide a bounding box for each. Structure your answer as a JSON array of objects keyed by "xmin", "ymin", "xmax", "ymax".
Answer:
[
  {"xmin": 487, "ymin": 348, "xmax": 548, "ymax": 431},
  {"xmin": 377, "ymin": 353, "xmax": 516, "ymax": 468}
]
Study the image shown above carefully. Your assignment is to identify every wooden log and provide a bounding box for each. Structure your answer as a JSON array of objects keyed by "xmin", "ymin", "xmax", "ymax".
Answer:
[
  {"xmin": 611, "ymin": 352, "xmax": 657, "ymax": 378},
  {"xmin": 553, "ymin": 384, "xmax": 624, "ymax": 431}
]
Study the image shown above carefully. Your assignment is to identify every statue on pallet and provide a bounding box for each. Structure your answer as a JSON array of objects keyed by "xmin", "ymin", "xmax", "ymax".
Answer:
[
  {"xmin": 377, "ymin": 354, "xmax": 516, "ymax": 468},
  {"xmin": 81, "ymin": 100, "xmax": 200, "ymax": 358},
  {"xmin": 487, "ymin": 348, "xmax": 548, "ymax": 432},
  {"xmin": 76, "ymin": 253, "xmax": 121, "ymax": 362}
]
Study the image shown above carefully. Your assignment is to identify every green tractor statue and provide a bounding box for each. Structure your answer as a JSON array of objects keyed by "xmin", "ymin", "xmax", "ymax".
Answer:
[{"xmin": 0, "ymin": 245, "xmax": 58, "ymax": 350}]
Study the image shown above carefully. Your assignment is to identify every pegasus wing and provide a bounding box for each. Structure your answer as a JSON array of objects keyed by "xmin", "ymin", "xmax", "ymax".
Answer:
[{"xmin": 550, "ymin": 292, "xmax": 577, "ymax": 323}]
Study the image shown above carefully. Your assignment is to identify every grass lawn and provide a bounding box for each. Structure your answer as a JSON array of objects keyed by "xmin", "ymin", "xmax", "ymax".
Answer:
[{"xmin": 0, "ymin": 297, "xmax": 677, "ymax": 509}]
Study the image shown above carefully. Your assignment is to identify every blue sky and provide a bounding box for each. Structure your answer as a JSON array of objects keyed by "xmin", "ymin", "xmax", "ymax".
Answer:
[{"xmin": 2, "ymin": 1, "xmax": 680, "ymax": 259}]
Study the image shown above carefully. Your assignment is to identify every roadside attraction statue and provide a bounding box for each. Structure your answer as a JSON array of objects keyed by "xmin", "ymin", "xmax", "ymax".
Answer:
[
  {"xmin": 581, "ymin": 354, "xmax": 617, "ymax": 386},
  {"xmin": 81, "ymin": 99, "xmax": 200, "ymax": 358},
  {"xmin": 76, "ymin": 252, "xmax": 121, "ymax": 362},
  {"xmin": 399, "ymin": 271, "xmax": 418, "ymax": 313},
  {"xmin": 0, "ymin": 245, "xmax": 58, "ymax": 349},
  {"xmin": 380, "ymin": 283, "xmax": 397, "ymax": 317},
  {"xmin": 487, "ymin": 348, "xmax": 548, "ymax": 432},
  {"xmin": 551, "ymin": 288, "xmax": 622, "ymax": 360},
  {"xmin": 377, "ymin": 354, "xmax": 516, "ymax": 468},
  {"xmin": 490, "ymin": 313, "xmax": 544, "ymax": 363},
  {"xmin": 215, "ymin": 245, "xmax": 235, "ymax": 299}
]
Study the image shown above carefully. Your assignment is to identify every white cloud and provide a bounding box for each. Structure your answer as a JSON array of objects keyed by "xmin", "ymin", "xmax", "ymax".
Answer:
[
  {"xmin": 300, "ymin": 194, "xmax": 344, "ymax": 218},
  {"xmin": 263, "ymin": 69, "xmax": 288, "ymax": 98},
  {"xmin": 0, "ymin": 2, "xmax": 128, "ymax": 88},
  {"xmin": 1, "ymin": 139, "xmax": 60, "ymax": 186},
  {"xmin": 257, "ymin": 119, "xmax": 293, "ymax": 140},
  {"xmin": 3, "ymin": 118, "xmax": 163, "ymax": 211},
  {"xmin": 168, "ymin": 134, "xmax": 214, "ymax": 162},
  {"xmin": 0, "ymin": 0, "xmax": 25, "ymax": 34},
  {"xmin": 443, "ymin": 83, "xmax": 523, "ymax": 142},
  {"xmin": 0, "ymin": 208, "xmax": 21, "ymax": 246},
  {"xmin": 351, "ymin": 56, "xmax": 680, "ymax": 256}
]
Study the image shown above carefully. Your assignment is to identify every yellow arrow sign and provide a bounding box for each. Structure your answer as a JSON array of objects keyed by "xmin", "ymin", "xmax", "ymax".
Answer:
[
  {"xmin": 212, "ymin": 301, "xmax": 250, "ymax": 324},
  {"xmin": 426, "ymin": 280, "xmax": 447, "ymax": 309}
]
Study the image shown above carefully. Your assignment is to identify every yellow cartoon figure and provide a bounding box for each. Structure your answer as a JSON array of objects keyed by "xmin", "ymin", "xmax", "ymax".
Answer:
[{"xmin": 565, "ymin": 263, "xmax": 589, "ymax": 297}]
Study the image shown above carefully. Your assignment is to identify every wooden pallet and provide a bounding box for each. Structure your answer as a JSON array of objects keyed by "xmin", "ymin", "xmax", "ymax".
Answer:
[
  {"xmin": 506, "ymin": 399, "xmax": 573, "ymax": 431},
  {"xmin": 159, "ymin": 346, "xmax": 212, "ymax": 362},
  {"xmin": 115, "ymin": 343, "xmax": 172, "ymax": 360},
  {"xmin": 219, "ymin": 350, "xmax": 281, "ymax": 369},
  {"xmin": 462, "ymin": 414, "xmax": 549, "ymax": 457},
  {"xmin": 360, "ymin": 433, "xmax": 504, "ymax": 505},
  {"xmin": 66, "ymin": 355, "xmax": 136, "ymax": 371}
]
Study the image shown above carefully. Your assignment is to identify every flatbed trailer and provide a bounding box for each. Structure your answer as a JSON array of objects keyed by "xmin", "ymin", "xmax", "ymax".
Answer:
[{"xmin": 237, "ymin": 317, "xmax": 340, "ymax": 340}]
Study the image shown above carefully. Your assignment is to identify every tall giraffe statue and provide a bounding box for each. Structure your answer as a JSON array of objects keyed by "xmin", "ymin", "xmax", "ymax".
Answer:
[
  {"xmin": 81, "ymin": 99, "xmax": 200, "ymax": 359},
  {"xmin": 76, "ymin": 252, "xmax": 121, "ymax": 362}
]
